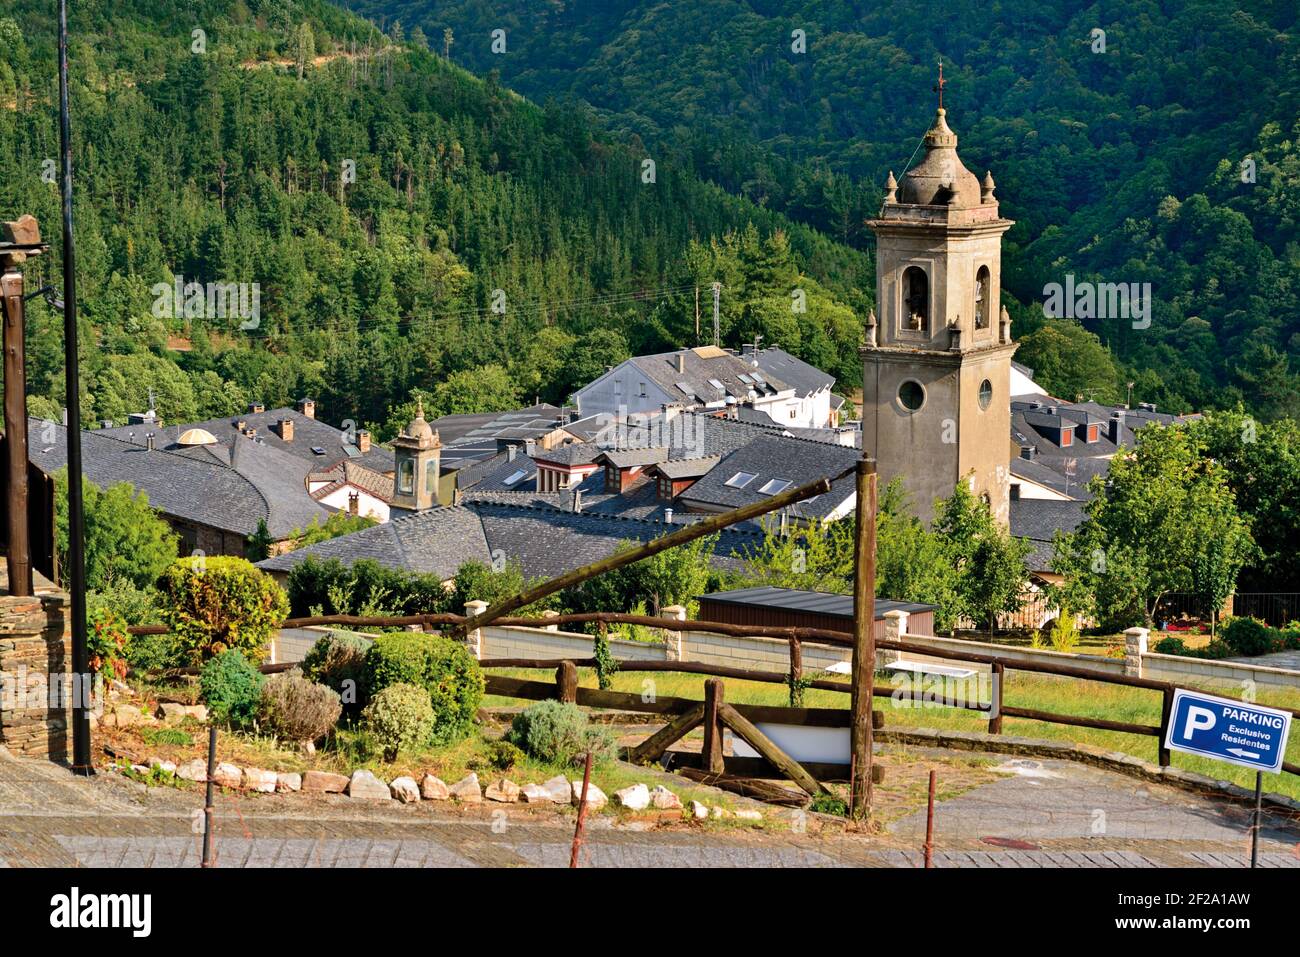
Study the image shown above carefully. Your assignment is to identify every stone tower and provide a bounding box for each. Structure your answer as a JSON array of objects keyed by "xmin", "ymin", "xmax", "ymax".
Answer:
[
  {"xmin": 391, "ymin": 397, "xmax": 441, "ymax": 513},
  {"xmin": 862, "ymin": 104, "xmax": 1016, "ymax": 524}
]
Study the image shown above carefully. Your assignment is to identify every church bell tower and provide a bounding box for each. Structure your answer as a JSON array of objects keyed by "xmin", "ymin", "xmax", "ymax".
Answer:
[{"xmin": 863, "ymin": 76, "xmax": 1016, "ymax": 524}]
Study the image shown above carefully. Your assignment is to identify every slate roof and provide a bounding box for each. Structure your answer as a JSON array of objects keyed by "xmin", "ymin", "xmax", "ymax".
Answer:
[
  {"xmin": 434, "ymin": 404, "xmax": 567, "ymax": 474},
  {"xmin": 744, "ymin": 347, "xmax": 835, "ymax": 398},
  {"xmin": 257, "ymin": 499, "xmax": 763, "ymax": 581},
  {"xmin": 698, "ymin": 586, "xmax": 934, "ymax": 620},
  {"xmin": 97, "ymin": 407, "xmax": 394, "ymax": 475},
  {"xmin": 308, "ymin": 460, "xmax": 395, "ymax": 502},
  {"xmin": 26, "ymin": 418, "xmax": 325, "ymax": 538},
  {"xmin": 676, "ymin": 433, "xmax": 859, "ymax": 520},
  {"xmin": 625, "ymin": 347, "xmax": 793, "ymax": 405},
  {"xmin": 1009, "ymin": 498, "xmax": 1087, "ymax": 572}
]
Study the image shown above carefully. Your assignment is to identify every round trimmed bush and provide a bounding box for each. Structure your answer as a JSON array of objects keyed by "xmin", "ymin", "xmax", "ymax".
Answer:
[
  {"xmin": 1153, "ymin": 635, "xmax": 1187, "ymax": 656},
  {"xmin": 303, "ymin": 631, "xmax": 373, "ymax": 709},
  {"xmin": 200, "ymin": 650, "xmax": 265, "ymax": 728},
  {"xmin": 362, "ymin": 632, "xmax": 483, "ymax": 744},
  {"xmin": 362, "ymin": 683, "xmax": 436, "ymax": 761},
  {"xmin": 160, "ymin": 556, "xmax": 289, "ymax": 663},
  {"xmin": 258, "ymin": 669, "xmax": 342, "ymax": 742},
  {"xmin": 505, "ymin": 700, "xmax": 618, "ymax": 768},
  {"xmin": 1221, "ymin": 617, "xmax": 1277, "ymax": 657}
]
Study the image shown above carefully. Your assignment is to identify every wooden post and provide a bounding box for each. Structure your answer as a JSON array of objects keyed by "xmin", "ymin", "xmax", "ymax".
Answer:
[
  {"xmin": 923, "ymin": 769, "xmax": 936, "ymax": 868},
  {"xmin": 555, "ymin": 660, "xmax": 578, "ymax": 703},
  {"xmin": 702, "ymin": 677, "xmax": 725, "ymax": 774},
  {"xmin": 0, "ymin": 217, "xmax": 44, "ymax": 598},
  {"xmin": 988, "ymin": 661, "xmax": 1004, "ymax": 735},
  {"xmin": 570, "ymin": 750, "xmax": 593, "ymax": 869},
  {"xmin": 718, "ymin": 703, "xmax": 829, "ymax": 797},
  {"xmin": 201, "ymin": 724, "xmax": 217, "ymax": 868},
  {"xmin": 788, "ymin": 637, "xmax": 803, "ymax": 706},
  {"xmin": 850, "ymin": 457, "xmax": 877, "ymax": 819}
]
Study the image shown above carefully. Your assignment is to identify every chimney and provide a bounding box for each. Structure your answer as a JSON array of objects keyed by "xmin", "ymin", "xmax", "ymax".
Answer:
[
  {"xmin": 1108, "ymin": 410, "xmax": 1125, "ymax": 444},
  {"xmin": 348, "ymin": 492, "xmax": 359, "ymax": 516},
  {"xmin": 145, "ymin": 432, "xmax": 155, "ymax": 451},
  {"xmin": 298, "ymin": 397, "xmax": 316, "ymax": 419},
  {"xmin": 1019, "ymin": 445, "xmax": 1035, "ymax": 461},
  {"xmin": 100, "ymin": 420, "xmax": 113, "ymax": 429},
  {"xmin": 571, "ymin": 488, "xmax": 583, "ymax": 513},
  {"xmin": 507, "ymin": 445, "xmax": 518, "ymax": 462},
  {"xmin": 277, "ymin": 418, "xmax": 294, "ymax": 442},
  {"xmin": 357, "ymin": 429, "xmax": 371, "ymax": 454},
  {"xmin": 249, "ymin": 401, "xmax": 265, "ymax": 414},
  {"xmin": 664, "ymin": 507, "xmax": 673, "ymax": 525},
  {"xmin": 235, "ymin": 419, "xmax": 247, "ymax": 431},
  {"xmin": 244, "ymin": 427, "xmax": 257, "ymax": 439},
  {"xmin": 676, "ymin": 352, "xmax": 686, "ymax": 374}
]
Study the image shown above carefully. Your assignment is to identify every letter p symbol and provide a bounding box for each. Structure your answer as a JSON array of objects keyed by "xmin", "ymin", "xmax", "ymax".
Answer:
[{"xmin": 1183, "ymin": 705, "xmax": 1215, "ymax": 739}]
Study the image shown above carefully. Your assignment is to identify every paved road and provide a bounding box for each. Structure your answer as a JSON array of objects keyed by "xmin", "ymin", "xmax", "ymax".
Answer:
[{"xmin": 1, "ymin": 747, "xmax": 1296, "ymax": 868}]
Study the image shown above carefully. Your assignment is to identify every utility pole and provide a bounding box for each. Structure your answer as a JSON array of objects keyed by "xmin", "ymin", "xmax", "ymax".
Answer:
[
  {"xmin": 59, "ymin": 0, "xmax": 93, "ymax": 776},
  {"xmin": 694, "ymin": 285, "xmax": 700, "ymax": 342},
  {"xmin": 850, "ymin": 457, "xmax": 878, "ymax": 819},
  {"xmin": 711, "ymin": 281, "xmax": 720, "ymax": 348}
]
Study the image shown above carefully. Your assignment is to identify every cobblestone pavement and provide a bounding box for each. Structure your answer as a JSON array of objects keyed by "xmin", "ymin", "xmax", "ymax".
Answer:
[{"xmin": 1, "ymin": 747, "xmax": 1296, "ymax": 868}]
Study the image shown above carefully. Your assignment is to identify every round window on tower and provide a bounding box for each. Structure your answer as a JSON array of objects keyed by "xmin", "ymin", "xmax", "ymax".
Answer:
[
  {"xmin": 978, "ymin": 378, "xmax": 993, "ymax": 410},
  {"xmin": 897, "ymin": 380, "xmax": 926, "ymax": 413}
]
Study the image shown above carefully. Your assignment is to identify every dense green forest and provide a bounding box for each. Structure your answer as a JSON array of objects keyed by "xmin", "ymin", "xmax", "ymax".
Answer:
[
  {"xmin": 0, "ymin": 0, "xmax": 870, "ymax": 436},
  {"xmin": 343, "ymin": 0, "xmax": 1300, "ymax": 420}
]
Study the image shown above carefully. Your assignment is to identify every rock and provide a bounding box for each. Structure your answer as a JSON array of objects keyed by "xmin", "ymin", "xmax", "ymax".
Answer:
[
  {"xmin": 485, "ymin": 778, "xmax": 520, "ymax": 803},
  {"xmin": 130, "ymin": 763, "xmax": 150, "ymax": 775},
  {"xmin": 347, "ymin": 769, "xmax": 391, "ymax": 800},
  {"xmin": 242, "ymin": 768, "xmax": 277, "ymax": 793},
  {"xmin": 176, "ymin": 759, "xmax": 207, "ymax": 783},
  {"xmin": 690, "ymin": 800, "xmax": 709, "ymax": 820},
  {"xmin": 390, "ymin": 776, "xmax": 421, "ymax": 803},
  {"xmin": 420, "ymin": 774, "xmax": 450, "ymax": 800},
  {"xmin": 213, "ymin": 763, "xmax": 242, "ymax": 789},
  {"xmin": 711, "ymin": 806, "xmax": 728, "ymax": 820},
  {"xmin": 155, "ymin": 702, "xmax": 187, "ymax": 722},
  {"xmin": 182, "ymin": 704, "xmax": 209, "ymax": 722},
  {"xmin": 650, "ymin": 785, "xmax": 682, "ymax": 810},
  {"xmin": 520, "ymin": 784, "xmax": 552, "ymax": 804},
  {"xmin": 542, "ymin": 775, "xmax": 571, "ymax": 804},
  {"xmin": 733, "ymin": 809, "xmax": 762, "ymax": 821},
  {"xmin": 301, "ymin": 770, "xmax": 350, "ymax": 794},
  {"xmin": 614, "ymin": 783, "xmax": 650, "ymax": 810},
  {"xmin": 570, "ymin": 780, "xmax": 607, "ymax": 810},
  {"xmin": 147, "ymin": 757, "xmax": 177, "ymax": 774},
  {"xmin": 449, "ymin": 772, "xmax": 482, "ymax": 803},
  {"xmin": 112, "ymin": 703, "xmax": 146, "ymax": 727},
  {"xmin": 275, "ymin": 772, "xmax": 302, "ymax": 793}
]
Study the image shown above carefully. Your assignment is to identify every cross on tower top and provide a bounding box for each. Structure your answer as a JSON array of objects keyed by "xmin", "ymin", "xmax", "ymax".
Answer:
[{"xmin": 933, "ymin": 58, "xmax": 946, "ymax": 109}]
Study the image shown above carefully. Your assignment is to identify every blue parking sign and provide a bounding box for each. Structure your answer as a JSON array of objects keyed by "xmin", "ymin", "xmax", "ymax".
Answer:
[{"xmin": 1164, "ymin": 689, "xmax": 1293, "ymax": 773}]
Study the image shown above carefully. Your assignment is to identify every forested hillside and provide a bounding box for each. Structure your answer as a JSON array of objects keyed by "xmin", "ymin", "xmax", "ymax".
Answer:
[
  {"xmin": 343, "ymin": 0, "xmax": 1300, "ymax": 420},
  {"xmin": 0, "ymin": 0, "xmax": 869, "ymax": 436}
]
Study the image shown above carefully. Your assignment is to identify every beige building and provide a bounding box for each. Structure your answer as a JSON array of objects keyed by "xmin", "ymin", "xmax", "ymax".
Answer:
[{"xmin": 862, "ymin": 105, "xmax": 1016, "ymax": 524}]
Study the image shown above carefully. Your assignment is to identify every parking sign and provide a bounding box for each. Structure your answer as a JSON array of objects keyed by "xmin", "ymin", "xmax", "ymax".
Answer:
[{"xmin": 1164, "ymin": 689, "xmax": 1293, "ymax": 773}]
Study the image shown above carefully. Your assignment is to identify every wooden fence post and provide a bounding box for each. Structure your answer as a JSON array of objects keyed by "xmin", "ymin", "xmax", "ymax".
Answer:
[
  {"xmin": 556, "ymin": 660, "xmax": 578, "ymax": 703},
  {"xmin": 850, "ymin": 458, "xmax": 877, "ymax": 819},
  {"xmin": 1158, "ymin": 686, "xmax": 1173, "ymax": 767},
  {"xmin": 702, "ymin": 677, "xmax": 725, "ymax": 774},
  {"xmin": 788, "ymin": 637, "xmax": 803, "ymax": 706},
  {"xmin": 988, "ymin": 661, "xmax": 1004, "ymax": 735}
]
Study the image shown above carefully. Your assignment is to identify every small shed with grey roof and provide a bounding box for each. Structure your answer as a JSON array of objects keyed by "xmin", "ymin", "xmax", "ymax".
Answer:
[{"xmin": 696, "ymin": 586, "xmax": 935, "ymax": 640}]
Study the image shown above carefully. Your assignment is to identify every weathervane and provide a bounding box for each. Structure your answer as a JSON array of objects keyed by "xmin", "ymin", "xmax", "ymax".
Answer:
[{"xmin": 933, "ymin": 58, "xmax": 946, "ymax": 109}]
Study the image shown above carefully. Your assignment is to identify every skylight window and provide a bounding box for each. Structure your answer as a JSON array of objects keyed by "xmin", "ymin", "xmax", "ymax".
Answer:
[
  {"xmin": 675, "ymin": 381, "xmax": 696, "ymax": 398},
  {"xmin": 708, "ymin": 378, "xmax": 725, "ymax": 392},
  {"xmin": 311, "ymin": 446, "xmax": 327, "ymax": 455},
  {"xmin": 724, "ymin": 471, "xmax": 757, "ymax": 489},
  {"xmin": 503, "ymin": 469, "xmax": 528, "ymax": 487},
  {"xmin": 759, "ymin": 478, "xmax": 792, "ymax": 495},
  {"xmin": 737, "ymin": 373, "xmax": 754, "ymax": 384}
]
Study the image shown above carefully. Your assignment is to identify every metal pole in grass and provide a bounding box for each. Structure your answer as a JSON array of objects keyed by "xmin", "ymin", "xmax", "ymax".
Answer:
[
  {"xmin": 1250, "ymin": 771, "xmax": 1262, "ymax": 868},
  {"xmin": 923, "ymin": 769, "xmax": 936, "ymax": 868},
  {"xmin": 570, "ymin": 750, "xmax": 593, "ymax": 868},
  {"xmin": 201, "ymin": 724, "xmax": 217, "ymax": 868}
]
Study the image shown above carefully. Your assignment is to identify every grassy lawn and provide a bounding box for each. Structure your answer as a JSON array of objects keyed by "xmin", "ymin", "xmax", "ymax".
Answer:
[{"xmin": 484, "ymin": 665, "xmax": 1300, "ymax": 801}]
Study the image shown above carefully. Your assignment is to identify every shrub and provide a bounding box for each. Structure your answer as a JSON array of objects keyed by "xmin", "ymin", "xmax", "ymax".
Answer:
[
  {"xmin": 1154, "ymin": 636, "xmax": 1187, "ymax": 655},
  {"xmin": 1220, "ymin": 617, "xmax": 1277, "ymax": 657},
  {"xmin": 160, "ymin": 556, "xmax": 289, "ymax": 663},
  {"xmin": 303, "ymin": 631, "xmax": 373, "ymax": 708},
  {"xmin": 125, "ymin": 631, "xmax": 186, "ymax": 674},
  {"xmin": 286, "ymin": 556, "xmax": 452, "ymax": 618},
  {"xmin": 258, "ymin": 669, "xmax": 342, "ymax": 742},
  {"xmin": 809, "ymin": 793, "xmax": 849, "ymax": 816},
  {"xmin": 199, "ymin": 650, "xmax": 265, "ymax": 728},
  {"xmin": 505, "ymin": 701, "xmax": 618, "ymax": 768},
  {"xmin": 86, "ymin": 607, "xmax": 131, "ymax": 681},
  {"xmin": 476, "ymin": 738, "xmax": 525, "ymax": 772},
  {"xmin": 362, "ymin": 683, "xmax": 436, "ymax": 760},
  {"xmin": 1279, "ymin": 621, "xmax": 1300, "ymax": 651},
  {"xmin": 362, "ymin": 632, "xmax": 484, "ymax": 744},
  {"xmin": 1048, "ymin": 612, "xmax": 1080, "ymax": 653}
]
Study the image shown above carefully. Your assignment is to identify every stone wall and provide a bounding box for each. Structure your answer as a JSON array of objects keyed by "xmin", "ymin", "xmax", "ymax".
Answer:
[{"xmin": 0, "ymin": 568, "xmax": 72, "ymax": 760}]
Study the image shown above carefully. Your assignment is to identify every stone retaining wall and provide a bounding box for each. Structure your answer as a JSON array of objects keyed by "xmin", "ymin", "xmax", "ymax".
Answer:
[{"xmin": 0, "ymin": 570, "xmax": 73, "ymax": 760}]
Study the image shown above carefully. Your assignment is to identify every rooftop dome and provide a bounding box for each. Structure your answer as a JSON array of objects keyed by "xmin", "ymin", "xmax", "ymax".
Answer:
[
  {"xmin": 176, "ymin": 427, "xmax": 218, "ymax": 446},
  {"xmin": 399, "ymin": 397, "xmax": 440, "ymax": 447},
  {"xmin": 897, "ymin": 108, "xmax": 983, "ymax": 207}
]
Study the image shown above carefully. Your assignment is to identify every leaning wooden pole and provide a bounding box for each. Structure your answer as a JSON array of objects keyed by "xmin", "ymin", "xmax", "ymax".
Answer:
[
  {"xmin": 850, "ymin": 457, "xmax": 877, "ymax": 819},
  {"xmin": 456, "ymin": 465, "xmax": 854, "ymax": 638}
]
